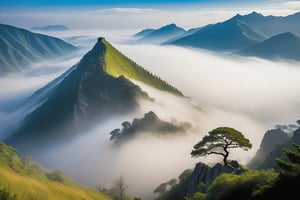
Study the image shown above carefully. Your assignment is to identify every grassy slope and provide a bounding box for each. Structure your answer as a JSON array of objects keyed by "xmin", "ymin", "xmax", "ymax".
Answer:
[
  {"xmin": 0, "ymin": 142, "xmax": 111, "ymax": 200},
  {"xmin": 103, "ymin": 39, "xmax": 183, "ymax": 96}
]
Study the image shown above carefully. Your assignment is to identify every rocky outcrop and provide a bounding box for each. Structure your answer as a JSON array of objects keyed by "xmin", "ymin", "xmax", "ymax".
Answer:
[
  {"xmin": 186, "ymin": 162, "xmax": 244, "ymax": 198},
  {"xmin": 249, "ymin": 128, "xmax": 300, "ymax": 170},
  {"xmin": 248, "ymin": 129, "xmax": 290, "ymax": 169}
]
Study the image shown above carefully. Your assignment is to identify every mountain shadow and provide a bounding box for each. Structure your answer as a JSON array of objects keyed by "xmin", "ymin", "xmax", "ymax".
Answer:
[{"xmin": 4, "ymin": 37, "xmax": 182, "ymax": 154}]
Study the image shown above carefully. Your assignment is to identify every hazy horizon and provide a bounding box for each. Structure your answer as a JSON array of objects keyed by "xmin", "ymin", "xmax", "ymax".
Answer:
[{"xmin": 1, "ymin": 0, "xmax": 300, "ymax": 30}]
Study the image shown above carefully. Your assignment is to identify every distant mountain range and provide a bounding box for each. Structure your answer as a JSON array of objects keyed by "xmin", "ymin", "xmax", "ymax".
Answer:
[
  {"xmin": 137, "ymin": 23, "xmax": 186, "ymax": 44},
  {"xmin": 4, "ymin": 37, "xmax": 182, "ymax": 154},
  {"xmin": 0, "ymin": 23, "xmax": 76, "ymax": 75},
  {"xmin": 31, "ymin": 24, "xmax": 70, "ymax": 32},
  {"xmin": 167, "ymin": 16, "xmax": 266, "ymax": 51},
  {"xmin": 134, "ymin": 11, "xmax": 300, "ymax": 61},
  {"xmin": 234, "ymin": 11, "xmax": 300, "ymax": 37},
  {"xmin": 133, "ymin": 28, "xmax": 155, "ymax": 38},
  {"xmin": 240, "ymin": 32, "xmax": 300, "ymax": 61}
]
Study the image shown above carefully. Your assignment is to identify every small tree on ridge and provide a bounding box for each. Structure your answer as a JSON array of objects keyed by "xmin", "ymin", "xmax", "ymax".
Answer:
[{"xmin": 191, "ymin": 127, "xmax": 252, "ymax": 167}]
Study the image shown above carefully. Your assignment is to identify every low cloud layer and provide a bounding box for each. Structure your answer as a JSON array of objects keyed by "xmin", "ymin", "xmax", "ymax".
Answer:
[
  {"xmin": 118, "ymin": 44, "xmax": 300, "ymax": 126},
  {"xmin": 1, "ymin": 30, "xmax": 300, "ymax": 198}
]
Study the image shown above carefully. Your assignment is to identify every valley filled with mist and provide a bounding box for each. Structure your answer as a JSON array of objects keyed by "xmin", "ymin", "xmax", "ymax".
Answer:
[{"xmin": 1, "ymin": 1, "xmax": 300, "ymax": 199}]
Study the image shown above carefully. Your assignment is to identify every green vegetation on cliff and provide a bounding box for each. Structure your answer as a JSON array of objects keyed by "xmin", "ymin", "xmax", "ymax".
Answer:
[
  {"xmin": 0, "ymin": 142, "xmax": 111, "ymax": 200},
  {"xmin": 103, "ymin": 39, "xmax": 182, "ymax": 96}
]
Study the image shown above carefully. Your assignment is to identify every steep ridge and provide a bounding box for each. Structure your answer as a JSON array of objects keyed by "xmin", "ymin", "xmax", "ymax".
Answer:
[
  {"xmin": 4, "ymin": 38, "xmax": 147, "ymax": 152},
  {"xmin": 103, "ymin": 39, "xmax": 182, "ymax": 95},
  {"xmin": 0, "ymin": 23, "xmax": 76, "ymax": 75},
  {"xmin": 4, "ymin": 38, "xmax": 182, "ymax": 153}
]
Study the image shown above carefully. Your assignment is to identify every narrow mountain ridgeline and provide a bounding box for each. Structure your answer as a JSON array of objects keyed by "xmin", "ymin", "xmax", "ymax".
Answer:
[
  {"xmin": 240, "ymin": 32, "xmax": 300, "ymax": 61},
  {"xmin": 168, "ymin": 16, "xmax": 266, "ymax": 51},
  {"xmin": 4, "ymin": 38, "xmax": 182, "ymax": 154},
  {"xmin": 234, "ymin": 11, "xmax": 300, "ymax": 37},
  {"xmin": 0, "ymin": 142, "xmax": 111, "ymax": 200},
  {"xmin": 103, "ymin": 40, "xmax": 182, "ymax": 96},
  {"xmin": 138, "ymin": 23, "xmax": 186, "ymax": 44},
  {"xmin": 0, "ymin": 23, "xmax": 77, "ymax": 75},
  {"xmin": 109, "ymin": 111, "xmax": 191, "ymax": 144}
]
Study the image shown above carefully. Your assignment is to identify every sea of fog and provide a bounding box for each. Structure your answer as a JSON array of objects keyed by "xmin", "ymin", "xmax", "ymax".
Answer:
[{"xmin": 1, "ymin": 30, "xmax": 300, "ymax": 198}]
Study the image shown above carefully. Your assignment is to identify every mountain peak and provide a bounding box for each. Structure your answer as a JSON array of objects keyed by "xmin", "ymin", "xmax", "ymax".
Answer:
[
  {"xmin": 161, "ymin": 23, "xmax": 181, "ymax": 30},
  {"xmin": 232, "ymin": 13, "xmax": 242, "ymax": 20},
  {"xmin": 167, "ymin": 23, "xmax": 177, "ymax": 27},
  {"xmin": 98, "ymin": 36, "xmax": 105, "ymax": 42},
  {"xmin": 247, "ymin": 11, "xmax": 264, "ymax": 17}
]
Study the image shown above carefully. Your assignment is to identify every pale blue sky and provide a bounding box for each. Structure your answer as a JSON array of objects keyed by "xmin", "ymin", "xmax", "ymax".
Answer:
[
  {"xmin": 0, "ymin": 0, "xmax": 298, "ymax": 30},
  {"xmin": 0, "ymin": 0, "xmax": 268, "ymax": 6}
]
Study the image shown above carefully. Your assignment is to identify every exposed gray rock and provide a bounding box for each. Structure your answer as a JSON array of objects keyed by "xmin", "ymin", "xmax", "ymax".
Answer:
[{"xmin": 186, "ymin": 162, "xmax": 244, "ymax": 198}]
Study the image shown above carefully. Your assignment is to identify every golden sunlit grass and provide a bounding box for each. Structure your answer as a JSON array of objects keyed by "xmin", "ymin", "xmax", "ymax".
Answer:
[{"xmin": 0, "ymin": 142, "xmax": 111, "ymax": 200}]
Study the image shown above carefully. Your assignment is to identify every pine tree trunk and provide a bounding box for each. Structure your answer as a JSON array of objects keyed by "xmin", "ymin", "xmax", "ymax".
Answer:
[{"xmin": 223, "ymin": 148, "xmax": 229, "ymax": 166}]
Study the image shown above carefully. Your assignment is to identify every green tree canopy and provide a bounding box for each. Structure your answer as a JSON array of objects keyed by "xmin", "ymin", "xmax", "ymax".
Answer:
[{"xmin": 191, "ymin": 127, "xmax": 252, "ymax": 166}]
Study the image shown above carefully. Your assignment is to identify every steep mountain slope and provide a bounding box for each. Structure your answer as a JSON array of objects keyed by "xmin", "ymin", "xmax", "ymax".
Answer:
[
  {"xmin": 139, "ymin": 23, "xmax": 186, "ymax": 44},
  {"xmin": 247, "ymin": 128, "xmax": 290, "ymax": 169},
  {"xmin": 4, "ymin": 37, "xmax": 182, "ymax": 153},
  {"xmin": 0, "ymin": 23, "xmax": 76, "ymax": 75},
  {"xmin": 248, "ymin": 127, "xmax": 300, "ymax": 170},
  {"xmin": 103, "ymin": 40, "xmax": 182, "ymax": 95},
  {"xmin": 168, "ymin": 17, "xmax": 265, "ymax": 51},
  {"xmin": 240, "ymin": 32, "xmax": 300, "ymax": 61},
  {"xmin": 0, "ymin": 142, "xmax": 111, "ymax": 200}
]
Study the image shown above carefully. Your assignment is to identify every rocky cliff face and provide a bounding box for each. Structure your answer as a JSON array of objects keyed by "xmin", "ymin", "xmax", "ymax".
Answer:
[
  {"xmin": 248, "ymin": 129, "xmax": 290, "ymax": 169},
  {"xmin": 249, "ymin": 128, "xmax": 300, "ymax": 170},
  {"xmin": 186, "ymin": 162, "xmax": 244, "ymax": 198}
]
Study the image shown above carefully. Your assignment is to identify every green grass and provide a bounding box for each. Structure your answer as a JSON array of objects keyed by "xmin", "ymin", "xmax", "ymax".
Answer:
[
  {"xmin": 103, "ymin": 39, "xmax": 183, "ymax": 96},
  {"xmin": 0, "ymin": 142, "xmax": 111, "ymax": 200}
]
